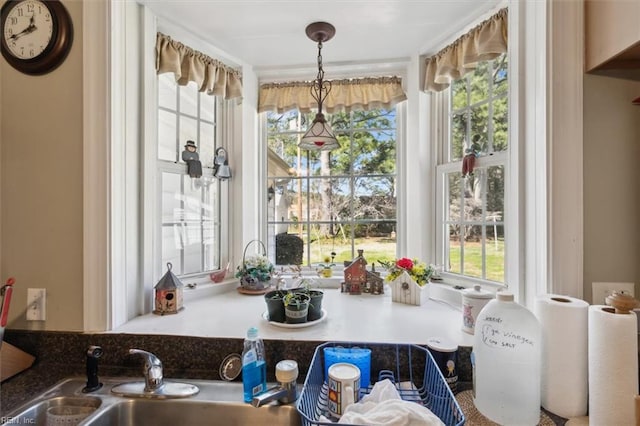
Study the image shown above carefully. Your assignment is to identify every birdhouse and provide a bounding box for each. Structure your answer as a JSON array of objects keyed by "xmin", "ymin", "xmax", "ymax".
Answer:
[
  {"xmin": 342, "ymin": 249, "xmax": 367, "ymax": 294},
  {"xmin": 153, "ymin": 263, "xmax": 184, "ymax": 315},
  {"xmin": 390, "ymin": 271, "xmax": 429, "ymax": 306}
]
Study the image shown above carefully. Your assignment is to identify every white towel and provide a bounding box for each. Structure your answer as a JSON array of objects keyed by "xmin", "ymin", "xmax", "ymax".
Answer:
[{"xmin": 320, "ymin": 379, "xmax": 444, "ymax": 426}]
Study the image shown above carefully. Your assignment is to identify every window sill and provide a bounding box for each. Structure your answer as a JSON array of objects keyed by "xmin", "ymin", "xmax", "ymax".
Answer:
[{"xmin": 114, "ymin": 283, "xmax": 475, "ymax": 347}]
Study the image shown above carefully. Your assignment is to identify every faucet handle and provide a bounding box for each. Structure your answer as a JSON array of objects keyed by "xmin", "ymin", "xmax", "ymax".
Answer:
[{"xmin": 129, "ymin": 348, "xmax": 164, "ymax": 391}]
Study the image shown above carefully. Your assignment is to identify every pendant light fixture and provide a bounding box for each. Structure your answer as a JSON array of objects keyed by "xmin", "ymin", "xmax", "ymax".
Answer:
[{"xmin": 298, "ymin": 22, "xmax": 339, "ymax": 151}]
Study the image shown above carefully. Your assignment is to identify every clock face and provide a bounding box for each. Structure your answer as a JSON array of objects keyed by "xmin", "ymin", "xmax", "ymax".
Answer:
[{"xmin": 3, "ymin": 0, "xmax": 53, "ymax": 60}]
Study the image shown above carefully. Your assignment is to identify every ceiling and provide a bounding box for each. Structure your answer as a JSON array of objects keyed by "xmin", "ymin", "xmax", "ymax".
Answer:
[{"xmin": 141, "ymin": 0, "xmax": 503, "ymax": 79}]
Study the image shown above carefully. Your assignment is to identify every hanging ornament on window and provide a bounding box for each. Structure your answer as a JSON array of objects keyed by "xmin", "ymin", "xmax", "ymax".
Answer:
[
  {"xmin": 462, "ymin": 134, "xmax": 482, "ymax": 178},
  {"xmin": 182, "ymin": 140, "xmax": 203, "ymax": 178}
]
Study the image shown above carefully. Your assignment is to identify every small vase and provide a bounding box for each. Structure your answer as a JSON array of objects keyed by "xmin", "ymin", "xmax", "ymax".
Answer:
[
  {"xmin": 241, "ymin": 275, "xmax": 270, "ymax": 291},
  {"xmin": 319, "ymin": 267, "xmax": 333, "ymax": 278}
]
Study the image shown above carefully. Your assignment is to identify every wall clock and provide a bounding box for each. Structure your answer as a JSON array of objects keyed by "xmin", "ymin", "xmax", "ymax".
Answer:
[{"xmin": 1, "ymin": 0, "xmax": 73, "ymax": 75}]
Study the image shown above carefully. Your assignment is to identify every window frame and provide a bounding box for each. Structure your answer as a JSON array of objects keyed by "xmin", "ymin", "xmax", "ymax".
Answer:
[
  {"xmin": 146, "ymin": 72, "xmax": 232, "ymax": 289},
  {"xmin": 106, "ymin": 7, "xmax": 236, "ymax": 326},
  {"xmin": 92, "ymin": 0, "xmax": 567, "ymax": 332},
  {"xmin": 433, "ymin": 58, "xmax": 515, "ymax": 293},
  {"xmin": 264, "ymin": 108, "xmax": 400, "ymax": 268},
  {"xmin": 155, "ymin": 75, "xmax": 224, "ymax": 279}
]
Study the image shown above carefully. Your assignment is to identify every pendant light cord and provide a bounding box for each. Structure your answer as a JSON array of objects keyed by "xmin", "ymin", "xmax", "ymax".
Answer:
[{"xmin": 311, "ymin": 39, "xmax": 331, "ymax": 115}]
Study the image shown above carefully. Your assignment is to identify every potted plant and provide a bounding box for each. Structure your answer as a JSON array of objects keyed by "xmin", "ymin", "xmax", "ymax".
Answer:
[
  {"xmin": 236, "ymin": 240, "xmax": 274, "ymax": 291},
  {"xmin": 283, "ymin": 292, "xmax": 310, "ymax": 324},
  {"xmin": 264, "ymin": 289, "xmax": 287, "ymax": 323},
  {"xmin": 290, "ymin": 278, "xmax": 324, "ymax": 322},
  {"xmin": 317, "ymin": 253, "xmax": 336, "ymax": 278}
]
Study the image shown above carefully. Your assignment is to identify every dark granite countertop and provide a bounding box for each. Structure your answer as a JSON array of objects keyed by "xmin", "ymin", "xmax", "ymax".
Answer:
[{"xmin": 0, "ymin": 330, "xmax": 566, "ymax": 425}]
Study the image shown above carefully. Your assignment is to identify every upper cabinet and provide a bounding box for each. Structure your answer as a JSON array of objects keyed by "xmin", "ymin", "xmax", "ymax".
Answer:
[{"xmin": 585, "ymin": 0, "xmax": 640, "ymax": 79}]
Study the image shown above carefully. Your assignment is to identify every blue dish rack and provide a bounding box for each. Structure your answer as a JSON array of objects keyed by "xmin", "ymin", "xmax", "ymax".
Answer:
[{"xmin": 296, "ymin": 342, "xmax": 465, "ymax": 426}]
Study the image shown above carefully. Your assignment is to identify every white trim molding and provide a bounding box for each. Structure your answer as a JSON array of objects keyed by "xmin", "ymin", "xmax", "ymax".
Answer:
[
  {"xmin": 518, "ymin": 0, "xmax": 549, "ymax": 308},
  {"xmin": 546, "ymin": 0, "xmax": 584, "ymax": 299},
  {"xmin": 83, "ymin": 0, "xmax": 111, "ymax": 332}
]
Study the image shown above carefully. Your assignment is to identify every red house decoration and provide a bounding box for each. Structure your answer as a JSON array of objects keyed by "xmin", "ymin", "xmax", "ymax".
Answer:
[
  {"xmin": 153, "ymin": 262, "xmax": 184, "ymax": 315},
  {"xmin": 342, "ymin": 249, "xmax": 367, "ymax": 294}
]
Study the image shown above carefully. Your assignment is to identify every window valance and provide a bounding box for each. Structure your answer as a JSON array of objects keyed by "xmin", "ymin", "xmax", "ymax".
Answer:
[
  {"xmin": 155, "ymin": 32, "xmax": 243, "ymax": 100},
  {"xmin": 423, "ymin": 8, "xmax": 508, "ymax": 92},
  {"xmin": 258, "ymin": 76, "xmax": 407, "ymax": 114}
]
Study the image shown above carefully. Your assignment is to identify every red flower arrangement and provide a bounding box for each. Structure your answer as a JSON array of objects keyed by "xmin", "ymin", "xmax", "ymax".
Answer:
[{"xmin": 382, "ymin": 257, "xmax": 435, "ymax": 286}]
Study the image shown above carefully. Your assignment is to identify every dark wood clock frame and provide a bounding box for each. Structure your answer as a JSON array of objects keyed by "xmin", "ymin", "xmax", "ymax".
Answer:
[{"xmin": 0, "ymin": 0, "xmax": 73, "ymax": 75}]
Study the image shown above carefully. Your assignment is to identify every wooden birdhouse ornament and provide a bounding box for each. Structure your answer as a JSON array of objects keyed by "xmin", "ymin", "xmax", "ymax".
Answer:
[
  {"xmin": 390, "ymin": 271, "xmax": 429, "ymax": 306},
  {"xmin": 153, "ymin": 262, "xmax": 184, "ymax": 315}
]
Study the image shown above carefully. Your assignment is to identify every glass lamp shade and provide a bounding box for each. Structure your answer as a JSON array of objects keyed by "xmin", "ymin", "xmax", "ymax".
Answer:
[{"xmin": 298, "ymin": 113, "xmax": 339, "ymax": 151}]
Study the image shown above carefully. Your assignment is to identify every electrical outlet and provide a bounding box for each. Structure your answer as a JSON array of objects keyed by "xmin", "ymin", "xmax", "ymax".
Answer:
[
  {"xmin": 26, "ymin": 288, "xmax": 46, "ymax": 321},
  {"xmin": 592, "ymin": 282, "xmax": 635, "ymax": 305}
]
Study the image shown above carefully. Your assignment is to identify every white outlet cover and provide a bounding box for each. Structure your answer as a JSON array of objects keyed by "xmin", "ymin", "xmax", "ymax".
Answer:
[
  {"xmin": 26, "ymin": 288, "xmax": 46, "ymax": 321},
  {"xmin": 592, "ymin": 282, "xmax": 635, "ymax": 305}
]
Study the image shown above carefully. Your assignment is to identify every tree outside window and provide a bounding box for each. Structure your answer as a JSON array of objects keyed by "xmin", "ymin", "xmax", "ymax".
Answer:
[{"xmin": 267, "ymin": 109, "xmax": 397, "ymax": 267}]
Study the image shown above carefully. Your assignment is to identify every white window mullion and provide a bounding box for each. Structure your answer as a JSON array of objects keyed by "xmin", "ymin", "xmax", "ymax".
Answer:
[{"xmin": 436, "ymin": 53, "xmax": 509, "ymax": 288}]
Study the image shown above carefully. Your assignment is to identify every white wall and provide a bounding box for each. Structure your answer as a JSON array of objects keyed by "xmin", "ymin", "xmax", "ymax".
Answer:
[
  {"xmin": 1, "ymin": 0, "xmax": 85, "ymax": 331},
  {"xmin": 583, "ymin": 74, "xmax": 640, "ymax": 302}
]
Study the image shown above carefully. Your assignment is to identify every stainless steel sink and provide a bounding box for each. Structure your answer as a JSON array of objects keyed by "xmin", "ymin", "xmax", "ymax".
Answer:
[
  {"xmin": 83, "ymin": 399, "xmax": 300, "ymax": 426},
  {"xmin": 2, "ymin": 395, "xmax": 102, "ymax": 425},
  {"xmin": 2, "ymin": 377, "xmax": 301, "ymax": 426}
]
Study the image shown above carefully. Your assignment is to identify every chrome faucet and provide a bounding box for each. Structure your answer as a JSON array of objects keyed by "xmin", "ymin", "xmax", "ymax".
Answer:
[
  {"xmin": 251, "ymin": 360, "xmax": 298, "ymax": 407},
  {"xmin": 129, "ymin": 348, "xmax": 164, "ymax": 392},
  {"xmin": 251, "ymin": 381, "xmax": 297, "ymax": 407},
  {"xmin": 112, "ymin": 348, "xmax": 198, "ymax": 398}
]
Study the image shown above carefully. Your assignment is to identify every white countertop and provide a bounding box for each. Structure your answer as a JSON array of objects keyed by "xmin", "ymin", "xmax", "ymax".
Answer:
[{"xmin": 113, "ymin": 283, "xmax": 474, "ymax": 347}]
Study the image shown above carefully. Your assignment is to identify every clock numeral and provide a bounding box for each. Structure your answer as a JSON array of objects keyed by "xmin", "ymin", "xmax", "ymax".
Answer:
[
  {"xmin": 26, "ymin": 3, "xmax": 34, "ymax": 12},
  {"xmin": 16, "ymin": 6, "xmax": 23, "ymax": 16},
  {"xmin": 10, "ymin": 17, "xmax": 17, "ymax": 25}
]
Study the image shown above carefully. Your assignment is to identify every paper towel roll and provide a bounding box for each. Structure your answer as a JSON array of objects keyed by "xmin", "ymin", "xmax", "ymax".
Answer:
[
  {"xmin": 588, "ymin": 305, "xmax": 638, "ymax": 426},
  {"xmin": 535, "ymin": 294, "xmax": 589, "ymax": 418}
]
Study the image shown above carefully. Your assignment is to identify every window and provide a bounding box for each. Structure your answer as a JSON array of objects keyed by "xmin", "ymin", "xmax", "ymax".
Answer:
[
  {"xmin": 156, "ymin": 73, "xmax": 222, "ymax": 277},
  {"xmin": 436, "ymin": 54, "xmax": 508, "ymax": 284},
  {"xmin": 266, "ymin": 109, "xmax": 397, "ymax": 267}
]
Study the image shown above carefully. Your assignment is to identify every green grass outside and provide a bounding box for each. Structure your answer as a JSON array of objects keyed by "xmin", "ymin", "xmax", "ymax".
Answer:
[
  {"xmin": 306, "ymin": 236, "xmax": 505, "ymax": 283},
  {"xmin": 307, "ymin": 237, "xmax": 397, "ymax": 266},
  {"xmin": 449, "ymin": 239, "xmax": 505, "ymax": 283}
]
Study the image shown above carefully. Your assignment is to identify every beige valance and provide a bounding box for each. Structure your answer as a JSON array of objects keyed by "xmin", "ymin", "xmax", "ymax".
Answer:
[
  {"xmin": 155, "ymin": 32, "xmax": 243, "ymax": 100},
  {"xmin": 423, "ymin": 8, "xmax": 508, "ymax": 92},
  {"xmin": 258, "ymin": 76, "xmax": 407, "ymax": 114}
]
